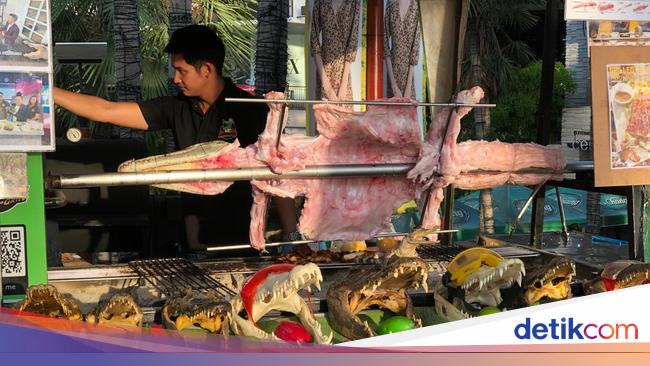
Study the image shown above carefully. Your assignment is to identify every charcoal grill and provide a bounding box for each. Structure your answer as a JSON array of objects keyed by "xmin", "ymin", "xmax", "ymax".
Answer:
[{"xmin": 128, "ymin": 258, "xmax": 236, "ymax": 298}]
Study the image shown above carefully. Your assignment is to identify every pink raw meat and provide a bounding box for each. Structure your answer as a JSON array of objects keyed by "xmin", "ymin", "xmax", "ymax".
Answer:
[{"xmin": 120, "ymin": 87, "xmax": 567, "ymax": 250}]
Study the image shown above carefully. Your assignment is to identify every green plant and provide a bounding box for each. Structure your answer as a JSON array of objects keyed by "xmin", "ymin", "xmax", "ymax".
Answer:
[{"xmin": 487, "ymin": 61, "xmax": 576, "ymax": 143}]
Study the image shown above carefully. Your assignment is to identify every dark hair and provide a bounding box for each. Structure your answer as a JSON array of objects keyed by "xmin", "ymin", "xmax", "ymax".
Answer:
[
  {"xmin": 9, "ymin": 14, "xmax": 17, "ymax": 21},
  {"xmin": 164, "ymin": 24, "xmax": 225, "ymax": 75}
]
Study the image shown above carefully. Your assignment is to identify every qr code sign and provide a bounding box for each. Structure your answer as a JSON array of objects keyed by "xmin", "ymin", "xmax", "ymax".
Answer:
[{"xmin": 1, "ymin": 226, "xmax": 26, "ymax": 277}]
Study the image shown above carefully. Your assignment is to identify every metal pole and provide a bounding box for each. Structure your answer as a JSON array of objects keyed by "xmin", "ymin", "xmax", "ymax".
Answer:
[
  {"xmin": 225, "ymin": 97, "xmax": 496, "ymax": 108},
  {"xmin": 530, "ymin": 0, "xmax": 559, "ymax": 249},
  {"xmin": 50, "ymin": 161, "xmax": 593, "ymax": 189}
]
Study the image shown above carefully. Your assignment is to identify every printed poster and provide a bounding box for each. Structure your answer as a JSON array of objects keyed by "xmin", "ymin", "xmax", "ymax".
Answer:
[
  {"xmin": 0, "ymin": 0, "xmax": 55, "ymax": 151},
  {"xmin": 566, "ymin": 1, "xmax": 650, "ymax": 21},
  {"xmin": 591, "ymin": 46, "xmax": 650, "ymax": 186}
]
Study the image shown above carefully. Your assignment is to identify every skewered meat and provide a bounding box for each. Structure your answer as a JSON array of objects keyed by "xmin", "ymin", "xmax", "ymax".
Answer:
[{"xmin": 119, "ymin": 88, "xmax": 566, "ymax": 250}]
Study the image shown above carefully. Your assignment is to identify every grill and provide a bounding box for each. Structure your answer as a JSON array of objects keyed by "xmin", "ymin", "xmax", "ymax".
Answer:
[
  {"xmin": 416, "ymin": 244, "xmax": 465, "ymax": 261},
  {"xmin": 128, "ymin": 258, "xmax": 236, "ymax": 298}
]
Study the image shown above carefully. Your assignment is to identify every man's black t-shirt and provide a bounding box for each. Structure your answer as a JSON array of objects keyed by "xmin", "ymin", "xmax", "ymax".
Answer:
[
  {"xmin": 138, "ymin": 78, "xmax": 267, "ymax": 149},
  {"xmin": 137, "ymin": 79, "xmax": 268, "ymax": 244}
]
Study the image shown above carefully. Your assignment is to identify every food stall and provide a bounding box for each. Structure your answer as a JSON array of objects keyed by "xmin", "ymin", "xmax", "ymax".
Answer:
[{"xmin": 0, "ymin": 0, "xmax": 647, "ymax": 345}]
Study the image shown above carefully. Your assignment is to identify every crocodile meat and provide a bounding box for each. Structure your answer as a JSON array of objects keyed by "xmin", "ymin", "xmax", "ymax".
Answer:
[
  {"xmin": 119, "ymin": 89, "xmax": 566, "ymax": 250},
  {"xmin": 85, "ymin": 292, "xmax": 143, "ymax": 328},
  {"xmin": 14, "ymin": 285, "xmax": 82, "ymax": 320},
  {"xmin": 162, "ymin": 289, "xmax": 230, "ymax": 334},
  {"xmin": 326, "ymin": 256, "xmax": 428, "ymax": 340}
]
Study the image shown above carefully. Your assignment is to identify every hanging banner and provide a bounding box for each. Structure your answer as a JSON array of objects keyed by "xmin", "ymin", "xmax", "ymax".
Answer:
[
  {"xmin": 383, "ymin": 0, "xmax": 425, "ymax": 131},
  {"xmin": 566, "ymin": 1, "xmax": 650, "ymax": 21},
  {"xmin": 591, "ymin": 46, "xmax": 650, "ymax": 186},
  {"xmin": 307, "ymin": 0, "xmax": 364, "ymax": 135},
  {"xmin": 0, "ymin": 0, "xmax": 55, "ymax": 152}
]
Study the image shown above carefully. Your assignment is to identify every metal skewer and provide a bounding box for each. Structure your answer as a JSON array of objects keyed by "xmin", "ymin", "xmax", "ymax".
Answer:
[
  {"xmin": 205, "ymin": 229, "xmax": 460, "ymax": 252},
  {"xmin": 50, "ymin": 161, "xmax": 593, "ymax": 189},
  {"xmin": 226, "ymin": 97, "xmax": 496, "ymax": 108}
]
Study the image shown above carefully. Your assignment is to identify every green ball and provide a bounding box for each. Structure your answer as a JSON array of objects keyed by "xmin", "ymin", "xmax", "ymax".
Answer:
[
  {"xmin": 377, "ymin": 316, "xmax": 415, "ymax": 334},
  {"xmin": 478, "ymin": 306, "xmax": 501, "ymax": 316}
]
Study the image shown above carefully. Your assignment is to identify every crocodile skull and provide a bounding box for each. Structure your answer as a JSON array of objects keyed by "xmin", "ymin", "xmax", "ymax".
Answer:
[
  {"xmin": 583, "ymin": 260, "xmax": 650, "ymax": 294},
  {"xmin": 523, "ymin": 256, "xmax": 576, "ymax": 305},
  {"xmin": 162, "ymin": 289, "xmax": 231, "ymax": 334},
  {"xmin": 14, "ymin": 285, "xmax": 82, "ymax": 320},
  {"xmin": 229, "ymin": 263, "xmax": 332, "ymax": 344},
  {"xmin": 85, "ymin": 292, "xmax": 143, "ymax": 327},
  {"xmin": 326, "ymin": 256, "xmax": 428, "ymax": 340},
  {"xmin": 435, "ymin": 248, "xmax": 524, "ymax": 321}
]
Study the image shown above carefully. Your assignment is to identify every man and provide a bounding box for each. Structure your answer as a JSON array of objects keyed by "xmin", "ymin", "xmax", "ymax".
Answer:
[
  {"xmin": 0, "ymin": 92, "xmax": 8, "ymax": 120},
  {"xmin": 54, "ymin": 24, "xmax": 297, "ymax": 251},
  {"xmin": 11, "ymin": 95, "xmax": 30, "ymax": 122},
  {"xmin": 0, "ymin": 14, "xmax": 20, "ymax": 47}
]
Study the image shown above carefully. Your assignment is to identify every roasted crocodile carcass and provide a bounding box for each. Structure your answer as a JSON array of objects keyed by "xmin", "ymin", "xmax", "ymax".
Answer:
[
  {"xmin": 85, "ymin": 292, "xmax": 143, "ymax": 328},
  {"xmin": 583, "ymin": 260, "xmax": 650, "ymax": 294},
  {"xmin": 229, "ymin": 263, "xmax": 332, "ymax": 344},
  {"xmin": 434, "ymin": 248, "xmax": 525, "ymax": 321},
  {"xmin": 118, "ymin": 88, "xmax": 566, "ymax": 251},
  {"xmin": 326, "ymin": 256, "xmax": 428, "ymax": 340},
  {"xmin": 523, "ymin": 256, "xmax": 576, "ymax": 306},
  {"xmin": 14, "ymin": 285, "xmax": 82, "ymax": 320},
  {"xmin": 162, "ymin": 289, "xmax": 230, "ymax": 334}
]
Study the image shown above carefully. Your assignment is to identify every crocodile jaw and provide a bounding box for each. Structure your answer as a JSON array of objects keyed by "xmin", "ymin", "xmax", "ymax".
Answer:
[
  {"xmin": 229, "ymin": 263, "xmax": 332, "ymax": 344},
  {"xmin": 87, "ymin": 293, "xmax": 143, "ymax": 327},
  {"xmin": 16, "ymin": 285, "xmax": 82, "ymax": 320}
]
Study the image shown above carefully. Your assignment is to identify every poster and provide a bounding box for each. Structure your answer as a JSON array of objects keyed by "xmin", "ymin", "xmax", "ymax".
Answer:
[
  {"xmin": 591, "ymin": 46, "xmax": 650, "ymax": 186},
  {"xmin": 0, "ymin": 0, "xmax": 55, "ymax": 152},
  {"xmin": 605, "ymin": 63, "xmax": 650, "ymax": 168},
  {"xmin": 566, "ymin": 1, "xmax": 650, "ymax": 21},
  {"xmin": 588, "ymin": 20, "xmax": 650, "ymax": 47}
]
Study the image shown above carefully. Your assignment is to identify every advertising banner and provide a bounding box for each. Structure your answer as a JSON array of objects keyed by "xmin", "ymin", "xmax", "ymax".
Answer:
[
  {"xmin": 0, "ymin": 0, "xmax": 55, "ymax": 151},
  {"xmin": 566, "ymin": 1, "xmax": 650, "ymax": 21},
  {"xmin": 591, "ymin": 46, "xmax": 650, "ymax": 186}
]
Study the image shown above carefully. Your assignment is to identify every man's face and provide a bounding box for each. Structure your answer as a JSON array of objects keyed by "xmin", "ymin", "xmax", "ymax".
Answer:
[
  {"xmin": 171, "ymin": 54, "xmax": 210, "ymax": 97},
  {"xmin": 7, "ymin": 16, "xmax": 15, "ymax": 25}
]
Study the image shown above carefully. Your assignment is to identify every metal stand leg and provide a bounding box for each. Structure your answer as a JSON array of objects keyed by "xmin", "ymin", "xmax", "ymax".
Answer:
[
  {"xmin": 509, "ymin": 183, "xmax": 544, "ymax": 238},
  {"xmin": 555, "ymin": 186, "xmax": 569, "ymax": 246}
]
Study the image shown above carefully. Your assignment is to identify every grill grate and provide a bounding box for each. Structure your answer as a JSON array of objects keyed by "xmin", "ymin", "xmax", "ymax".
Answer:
[
  {"xmin": 416, "ymin": 244, "xmax": 465, "ymax": 262},
  {"xmin": 128, "ymin": 258, "xmax": 236, "ymax": 298}
]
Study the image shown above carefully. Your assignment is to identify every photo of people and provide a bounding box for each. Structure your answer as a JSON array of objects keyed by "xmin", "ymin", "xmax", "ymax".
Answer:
[
  {"xmin": 0, "ymin": 72, "xmax": 52, "ymax": 151},
  {"xmin": 0, "ymin": 0, "xmax": 50, "ymax": 68},
  {"xmin": 308, "ymin": 0, "xmax": 363, "ymax": 109}
]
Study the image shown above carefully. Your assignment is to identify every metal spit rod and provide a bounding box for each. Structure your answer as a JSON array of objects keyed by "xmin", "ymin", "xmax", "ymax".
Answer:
[
  {"xmin": 206, "ymin": 229, "xmax": 460, "ymax": 252},
  {"xmin": 225, "ymin": 97, "xmax": 497, "ymax": 108},
  {"xmin": 50, "ymin": 161, "xmax": 594, "ymax": 189}
]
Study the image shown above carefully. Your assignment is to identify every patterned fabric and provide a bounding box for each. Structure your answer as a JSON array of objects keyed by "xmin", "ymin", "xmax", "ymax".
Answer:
[
  {"xmin": 310, "ymin": 0, "xmax": 360, "ymax": 102},
  {"xmin": 384, "ymin": 0, "xmax": 421, "ymax": 98}
]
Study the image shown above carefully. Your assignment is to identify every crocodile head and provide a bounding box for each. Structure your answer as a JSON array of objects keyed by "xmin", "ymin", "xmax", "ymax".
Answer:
[
  {"xmin": 162, "ymin": 289, "xmax": 231, "ymax": 334},
  {"xmin": 326, "ymin": 256, "xmax": 428, "ymax": 340},
  {"xmin": 523, "ymin": 256, "xmax": 576, "ymax": 305},
  {"xmin": 86, "ymin": 292, "xmax": 143, "ymax": 328},
  {"xmin": 584, "ymin": 260, "xmax": 650, "ymax": 294},
  {"xmin": 435, "ymin": 248, "xmax": 525, "ymax": 321},
  {"xmin": 14, "ymin": 285, "xmax": 82, "ymax": 320},
  {"xmin": 229, "ymin": 263, "xmax": 333, "ymax": 344}
]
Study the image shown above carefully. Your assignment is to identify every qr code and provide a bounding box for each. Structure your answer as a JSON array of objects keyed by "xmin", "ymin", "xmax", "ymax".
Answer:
[{"xmin": 1, "ymin": 226, "xmax": 26, "ymax": 277}]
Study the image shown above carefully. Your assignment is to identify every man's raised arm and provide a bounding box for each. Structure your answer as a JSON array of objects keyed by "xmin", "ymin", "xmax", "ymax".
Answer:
[{"xmin": 53, "ymin": 87, "xmax": 149, "ymax": 130}]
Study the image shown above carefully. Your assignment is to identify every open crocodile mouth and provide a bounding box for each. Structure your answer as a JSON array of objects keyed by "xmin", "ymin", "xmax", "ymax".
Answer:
[
  {"xmin": 327, "ymin": 257, "xmax": 428, "ymax": 340},
  {"xmin": 435, "ymin": 248, "xmax": 525, "ymax": 321},
  {"xmin": 584, "ymin": 260, "xmax": 650, "ymax": 294},
  {"xmin": 162, "ymin": 290, "xmax": 231, "ymax": 334},
  {"xmin": 15, "ymin": 285, "xmax": 82, "ymax": 320},
  {"xmin": 86, "ymin": 293, "xmax": 143, "ymax": 327},
  {"xmin": 523, "ymin": 256, "xmax": 575, "ymax": 305},
  {"xmin": 229, "ymin": 263, "xmax": 333, "ymax": 344}
]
